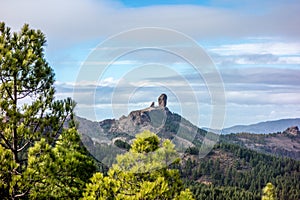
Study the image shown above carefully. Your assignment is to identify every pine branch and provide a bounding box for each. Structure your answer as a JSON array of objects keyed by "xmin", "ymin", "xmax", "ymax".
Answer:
[
  {"xmin": 0, "ymin": 131, "xmax": 12, "ymax": 150},
  {"xmin": 0, "ymin": 75, "xmax": 14, "ymax": 101},
  {"xmin": 13, "ymin": 189, "xmax": 29, "ymax": 198},
  {"xmin": 17, "ymin": 140, "xmax": 31, "ymax": 152}
]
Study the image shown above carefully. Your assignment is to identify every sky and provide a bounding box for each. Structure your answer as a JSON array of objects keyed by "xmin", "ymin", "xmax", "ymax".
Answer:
[{"xmin": 1, "ymin": 0, "xmax": 300, "ymax": 129}]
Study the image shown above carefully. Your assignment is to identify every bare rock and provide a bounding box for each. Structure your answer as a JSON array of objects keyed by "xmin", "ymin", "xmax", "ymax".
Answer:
[
  {"xmin": 150, "ymin": 102, "xmax": 155, "ymax": 107},
  {"xmin": 158, "ymin": 93, "xmax": 167, "ymax": 107}
]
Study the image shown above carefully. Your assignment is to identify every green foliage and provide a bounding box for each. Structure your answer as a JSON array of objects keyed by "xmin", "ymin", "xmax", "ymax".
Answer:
[
  {"xmin": 25, "ymin": 128, "xmax": 96, "ymax": 199},
  {"xmin": 0, "ymin": 145, "xmax": 18, "ymax": 198},
  {"xmin": 189, "ymin": 183, "xmax": 260, "ymax": 200},
  {"xmin": 130, "ymin": 130, "xmax": 160, "ymax": 153},
  {"xmin": 83, "ymin": 131, "xmax": 194, "ymax": 200},
  {"xmin": 84, "ymin": 139, "xmax": 125, "ymax": 168},
  {"xmin": 185, "ymin": 146, "xmax": 199, "ymax": 155},
  {"xmin": 262, "ymin": 183, "xmax": 276, "ymax": 200},
  {"xmin": 181, "ymin": 142, "xmax": 300, "ymax": 200},
  {"xmin": 114, "ymin": 139, "xmax": 131, "ymax": 150},
  {"xmin": 0, "ymin": 22, "xmax": 96, "ymax": 199},
  {"xmin": 174, "ymin": 189, "xmax": 195, "ymax": 200}
]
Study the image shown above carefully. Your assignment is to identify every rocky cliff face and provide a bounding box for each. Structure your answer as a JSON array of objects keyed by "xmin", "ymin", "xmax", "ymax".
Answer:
[
  {"xmin": 105, "ymin": 106, "xmax": 169, "ymax": 136},
  {"xmin": 284, "ymin": 126, "xmax": 300, "ymax": 136}
]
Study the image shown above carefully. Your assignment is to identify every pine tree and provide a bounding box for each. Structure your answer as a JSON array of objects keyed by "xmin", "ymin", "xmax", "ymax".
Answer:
[
  {"xmin": 25, "ymin": 128, "xmax": 95, "ymax": 199},
  {"xmin": 0, "ymin": 22, "xmax": 95, "ymax": 199},
  {"xmin": 83, "ymin": 130, "xmax": 195, "ymax": 200},
  {"xmin": 262, "ymin": 182, "xmax": 276, "ymax": 200}
]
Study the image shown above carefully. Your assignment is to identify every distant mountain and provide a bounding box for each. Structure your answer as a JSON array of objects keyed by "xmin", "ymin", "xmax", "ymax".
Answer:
[{"xmin": 216, "ymin": 118, "xmax": 300, "ymax": 134}]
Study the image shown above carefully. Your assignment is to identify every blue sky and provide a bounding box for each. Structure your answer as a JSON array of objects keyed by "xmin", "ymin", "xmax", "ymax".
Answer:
[{"xmin": 1, "ymin": 0, "xmax": 300, "ymax": 129}]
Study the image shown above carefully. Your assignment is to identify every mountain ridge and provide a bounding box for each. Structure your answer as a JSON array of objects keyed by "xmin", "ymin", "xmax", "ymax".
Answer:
[
  {"xmin": 74, "ymin": 94, "xmax": 300, "ymax": 161},
  {"xmin": 76, "ymin": 105, "xmax": 207, "ymax": 150},
  {"xmin": 204, "ymin": 118, "xmax": 300, "ymax": 134},
  {"xmin": 75, "ymin": 94, "xmax": 212, "ymax": 165},
  {"xmin": 76, "ymin": 113, "xmax": 300, "ymax": 161}
]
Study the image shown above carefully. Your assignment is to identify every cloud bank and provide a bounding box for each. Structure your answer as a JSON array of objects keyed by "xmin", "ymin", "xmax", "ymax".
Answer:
[{"xmin": 1, "ymin": 0, "xmax": 300, "ymax": 45}]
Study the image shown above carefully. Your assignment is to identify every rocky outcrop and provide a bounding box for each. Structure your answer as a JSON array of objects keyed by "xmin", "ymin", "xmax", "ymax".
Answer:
[
  {"xmin": 158, "ymin": 93, "xmax": 167, "ymax": 107},
  {"xmin": 75, "ymin": 93, "xmax": 209, "ymax": 164},
  {"xmin": 89, "ymin": 94, "xmax": 206, "ymax": 142},
  {"xmin": 284, "ymin": 126, "xmax": 300, "ymax": 136}
]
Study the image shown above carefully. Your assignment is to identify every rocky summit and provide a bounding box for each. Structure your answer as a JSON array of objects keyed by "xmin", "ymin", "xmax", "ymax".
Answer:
[
  {"xmin": 158, "ymin": 93, "xmax": 167, "ymax": 107},
  {"xmin": 78, "ymin": 94, "xmax": 208, "ymax": 152},
  {"xmin": 101, "ymin": 94, "xmax": 206, "ymax": 143}
]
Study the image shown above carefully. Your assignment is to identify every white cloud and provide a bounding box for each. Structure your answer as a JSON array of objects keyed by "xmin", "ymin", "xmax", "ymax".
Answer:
[
  {"xmin": 212, "ymin": 54, "xmax": 300, "ymax": 65},
  {"xmin": 55, "ymin": 78, "xmax": 119, "ymax": 88},
  {"xmin": 278, "ymin": 56, "xmax": 300, "ymax": 64},
  {"xmin": 81, "ymin": 60, "xmax": 140, "ymax": 66},
  {"xmin": 209, "ymin": 42, "xmax": 300, "ymax": 56}
]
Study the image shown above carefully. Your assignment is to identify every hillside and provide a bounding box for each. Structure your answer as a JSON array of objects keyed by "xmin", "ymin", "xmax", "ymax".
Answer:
[
  {"xmin": 183, "ymin": 142, "xmax": 300, "ymax": 200},
  {"xmin": 221, "ymin": 127, "xmax": 300, "ymax": 160}
]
